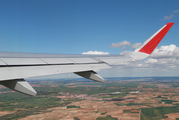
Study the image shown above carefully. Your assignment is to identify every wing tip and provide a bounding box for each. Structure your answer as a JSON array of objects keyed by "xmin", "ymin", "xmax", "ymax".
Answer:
[
  {"xmin": 166, "ymin": 22, "xmax": 174, "ymax": 26},
  {"xmin": 137, "ymin": 22, "xmax": 174, "ymax": 55},
  {"xmin": 131, "ymin": 22, "xmax": 174, "ymax": 60},
  {"xmin": 166, "ymin": 22, "xmax": 174, "ymax": 29}
]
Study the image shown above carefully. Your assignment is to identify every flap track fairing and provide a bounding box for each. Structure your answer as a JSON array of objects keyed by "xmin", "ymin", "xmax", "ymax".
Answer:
[
  {"xmin": 0, "ymin": 79, "xmax": 37, "ymax": 96},
  {"xmin": 74, "ymin": 70, "xmax": 105, "ymax": 83}
]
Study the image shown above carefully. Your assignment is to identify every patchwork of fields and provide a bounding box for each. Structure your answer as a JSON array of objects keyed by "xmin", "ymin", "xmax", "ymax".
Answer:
[{"xmin": 0, "ymin": 77, "xmax": 179, "ymax": 120}]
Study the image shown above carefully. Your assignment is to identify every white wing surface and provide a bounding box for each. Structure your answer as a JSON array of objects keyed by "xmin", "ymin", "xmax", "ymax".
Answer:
[{"xmin": 0, "ymin": 23, "xmax": 174, "ymax": 96}]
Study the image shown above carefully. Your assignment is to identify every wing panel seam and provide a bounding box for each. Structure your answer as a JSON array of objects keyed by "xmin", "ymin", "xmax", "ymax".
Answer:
[{"xmin": 0, "ymin": 62, "xmax": 106, "ymax": 67}]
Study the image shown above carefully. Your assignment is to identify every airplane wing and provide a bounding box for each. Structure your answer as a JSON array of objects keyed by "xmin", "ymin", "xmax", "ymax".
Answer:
[{"xmin": 0, "ymin": 22, "xmax": 174, "ymax": 96}]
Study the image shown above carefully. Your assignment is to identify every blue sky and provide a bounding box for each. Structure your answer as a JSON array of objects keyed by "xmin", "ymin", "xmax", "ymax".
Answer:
[{"xmin": 0, "ymin": 0, "xmax": 179, "ymax": 78}]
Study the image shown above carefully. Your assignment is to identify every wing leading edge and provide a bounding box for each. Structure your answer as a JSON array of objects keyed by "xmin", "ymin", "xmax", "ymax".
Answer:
[{"xmin": 0, "ymin": 23, "xmax": 174, "ymax": 96}]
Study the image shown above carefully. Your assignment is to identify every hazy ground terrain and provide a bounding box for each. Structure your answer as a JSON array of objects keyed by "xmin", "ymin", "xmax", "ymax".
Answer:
[{"xmin": 0, "ymin": 77, "xmax": 179, "ymax": 120}]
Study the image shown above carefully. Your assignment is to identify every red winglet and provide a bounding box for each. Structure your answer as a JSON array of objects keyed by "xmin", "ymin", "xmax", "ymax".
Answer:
[{"xmin": 139, "ymin": 22, "xmax": 174, "ymax": 54}]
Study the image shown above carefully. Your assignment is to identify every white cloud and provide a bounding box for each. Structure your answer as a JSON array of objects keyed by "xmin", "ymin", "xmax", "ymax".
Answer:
[
  {"xmin": 132, "ymin": 43, "xmax": 142, "ymax": 49},
  {"xmin": 150, "ymin": 44, "xmax": 179, "ymax": 58},
  {"xmin": 174, "ymin": 10, "xmax": 179, "ymax": 13},
  {"xmin": 145, "ymin": 59, "xmax": 158, "ymax": 63},
  {"xmin": 120, "ymin": 51, "xmax": 132, "ymax": 55},
  {"xmin": 103, "ymin": 43, "xmax": 179, "ymax": 77},
  {"xmin": 121, "ymin": 46, "xmax": 126, "ymax": 50},
  {"xmin": 102, "ymin": 55, "xmax": 179, "ymax": 77},
  {"xmin": 110, "ymin": 40, "xmax": 132, "ymax": 48},
  {"xmin": 163, "ymin": 14, "xmax": 174, "ymax": 21},
  {"xmin": 163, "ymin": 10, "xmax": 179, "ymax": 21},
  {"xmin": 109, "ymin": 40, "xmax": 142, "ymax": 50},
  {"xmin": 82, "ymin": 51, "xmax": 109, "ymax": 55},
  {"xmin": 110, "ymin": 40, "xmax": 142, "ymax": 50}
]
